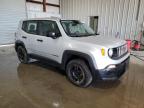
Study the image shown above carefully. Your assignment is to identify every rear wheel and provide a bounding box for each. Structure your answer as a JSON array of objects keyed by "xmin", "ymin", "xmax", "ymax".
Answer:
[
  {"xmin": 17, "ymin": 46, "xmax": 29, "ymax": 64},
  {"xmin": 66, "ymin": 59, "xmax": 93, "ymax": 87}
]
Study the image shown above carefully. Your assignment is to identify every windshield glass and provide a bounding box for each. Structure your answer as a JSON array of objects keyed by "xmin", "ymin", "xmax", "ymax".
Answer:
[{"xmin": 61, "ymin": 20, "xmax": 96, "ymax": 37}]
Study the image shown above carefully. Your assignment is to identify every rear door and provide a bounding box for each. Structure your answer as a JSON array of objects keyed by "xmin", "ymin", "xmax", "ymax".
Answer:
[
  {"xmin": 19, "ymin": 21, "xmax": 36, "ymax": 53},
  {"xmin": 21, "ymin": 20, "xmax": 39, "ymax": 54}
]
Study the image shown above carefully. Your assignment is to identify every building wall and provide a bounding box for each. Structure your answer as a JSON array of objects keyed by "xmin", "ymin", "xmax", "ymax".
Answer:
[
  {"xmin": 61, "ymin": 0, "xmax": 144, "ymax": 40},
  {"xmin": 0, "ymin": 0, "xmax": 60, "ymax": 44},
  {"xmin": 26, "ymin": 0, "xmax": 60, "ymax": 18},
  {"xmin": 0, "ymin": 0, "xmax": 26, "ymax": 44}
]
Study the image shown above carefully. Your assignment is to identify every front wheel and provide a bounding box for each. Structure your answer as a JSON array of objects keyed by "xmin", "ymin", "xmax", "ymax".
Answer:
[
  {"xmin": 16, "ymin": 46, "xmax": 30, "ymax": 64},
  {"xmin": 66, "ymin": 59, "xmax": 93, "ymax": 87}
]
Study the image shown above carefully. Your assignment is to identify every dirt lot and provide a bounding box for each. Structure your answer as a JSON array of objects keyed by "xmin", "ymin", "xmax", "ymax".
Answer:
[{"xmin": 0, "ymin": 46, "xmax": 144, "ymax": 108}]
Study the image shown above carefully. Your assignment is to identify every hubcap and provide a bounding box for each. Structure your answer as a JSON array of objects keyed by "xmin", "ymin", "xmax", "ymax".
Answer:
[{"xmin": 69, "ymin": 64, "xmax": 85, "ymax": 84}]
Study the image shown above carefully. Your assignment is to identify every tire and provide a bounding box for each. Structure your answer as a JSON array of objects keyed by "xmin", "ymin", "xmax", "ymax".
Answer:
[
  {"xmin": 16, "ymin": 46, "xmax": 30, "ymax": 64},
  {"xmin": 66, "ymin": 59, "xmax": 93, "ymax": 87}
]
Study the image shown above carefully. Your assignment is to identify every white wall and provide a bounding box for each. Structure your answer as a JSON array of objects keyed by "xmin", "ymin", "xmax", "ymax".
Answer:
[
  {"xmin": 26, "ymin": 0, "xmax": 60, "ymax": 18},
  {"xmin": 46, "ymin": 0, "xmax": 59, "ymax": 5},
  {"xmin": 0, "ymin": 0, "xmax": 26, "ymax": 44},
  {"xmin": 61, "ymin": 0, "xmax": 144, "ymax": 40},
  {"xmin": 0, "ymin": 0, "xmax": 60, "ymax": 44}
]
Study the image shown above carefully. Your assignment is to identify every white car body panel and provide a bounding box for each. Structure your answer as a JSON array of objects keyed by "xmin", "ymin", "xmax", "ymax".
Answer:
[{"xmin": 16, "ymin": 18, "xmax": 130, "ymax": 70}]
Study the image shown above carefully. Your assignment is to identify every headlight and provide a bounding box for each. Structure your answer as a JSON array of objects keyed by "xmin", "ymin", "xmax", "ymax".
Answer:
[{"xmin": 108, "ymin": 48, "xmax": 113, "ymax": 57}]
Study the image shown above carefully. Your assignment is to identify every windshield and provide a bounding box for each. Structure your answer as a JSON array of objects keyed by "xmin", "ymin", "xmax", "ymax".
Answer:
[{"xmin": 61, "ymin": 20, "xmax": 96, "ymax": 37}]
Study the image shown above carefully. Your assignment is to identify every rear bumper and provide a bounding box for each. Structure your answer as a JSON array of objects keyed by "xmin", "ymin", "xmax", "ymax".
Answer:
[{"xmin": 96, "ymin": 57, "xmax": 130, "ymax": 81}]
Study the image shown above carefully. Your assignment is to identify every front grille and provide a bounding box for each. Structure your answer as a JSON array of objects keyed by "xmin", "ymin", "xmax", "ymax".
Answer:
[{"xmin": 110, "ymin": 44, "xmax": 128, "ymax": 60}]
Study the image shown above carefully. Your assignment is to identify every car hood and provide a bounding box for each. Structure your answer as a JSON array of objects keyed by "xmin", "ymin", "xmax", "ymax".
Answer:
[{"xmin": 71, "ymin": 35, "xmax": 126, "ymax": 48}]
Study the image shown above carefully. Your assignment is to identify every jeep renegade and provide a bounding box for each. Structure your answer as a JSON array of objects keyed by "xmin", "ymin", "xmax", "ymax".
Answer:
[{"xmin": 15, "ymin": 18, "xmax": 130, "ymax": 87}]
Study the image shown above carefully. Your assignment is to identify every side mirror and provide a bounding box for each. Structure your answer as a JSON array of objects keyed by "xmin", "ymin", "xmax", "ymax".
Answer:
[{"xmin": 47, "ymin": 32, "xmax": 58, "ymax": 39}]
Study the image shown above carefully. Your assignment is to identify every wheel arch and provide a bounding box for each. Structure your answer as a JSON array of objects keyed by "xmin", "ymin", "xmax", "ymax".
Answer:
[
  {"xmin": 15, "ymin": 40, "xmax": 26, "ymax": 52},
  {"xmin": 62, "ymin": 50, "xmax": 95, "ymax": 72}
]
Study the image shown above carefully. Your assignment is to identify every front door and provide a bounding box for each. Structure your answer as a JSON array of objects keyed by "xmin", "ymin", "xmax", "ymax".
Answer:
[{"xmin": 35, "ymin": 20, "xmax": 62, "ymax": 62}]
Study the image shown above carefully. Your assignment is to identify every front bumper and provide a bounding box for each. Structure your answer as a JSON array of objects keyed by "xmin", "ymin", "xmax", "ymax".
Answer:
[{"xmin": 97, "ymin": 57, "xmax": 130, "ymax": 81}]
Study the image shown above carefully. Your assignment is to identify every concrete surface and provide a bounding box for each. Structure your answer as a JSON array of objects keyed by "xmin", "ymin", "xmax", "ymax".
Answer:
[{"xmin": 0, "ymin": 46, "xmax": 144, "ymax": 108}]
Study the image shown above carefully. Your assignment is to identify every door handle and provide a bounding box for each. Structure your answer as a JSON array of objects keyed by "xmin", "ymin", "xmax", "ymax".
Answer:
[
  {"xmin": 22, "ymin": 36, "xmax": 27, "ymax": 39},
  {"xmin": 37, "ymin": 39, "xmax": 43, "ymax": 42}
]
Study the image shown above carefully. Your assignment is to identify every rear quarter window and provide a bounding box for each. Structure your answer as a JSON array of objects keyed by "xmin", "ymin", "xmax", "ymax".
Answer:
[
  {"xmin": 22, "ymin": 20, "xmax": 38, "ymax": 35},
  {"xmin": 22, "ymin": 21, "xmax": 27, "ymax": 32}
]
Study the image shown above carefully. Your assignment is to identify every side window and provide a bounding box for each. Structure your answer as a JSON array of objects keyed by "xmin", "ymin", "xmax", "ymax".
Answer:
[
  {"xmin": 38, "ymin": 20, "xmax": 61, "ymax": 37},
  {"xmin": 22, "ymin": 21, "xmax": 38, "ymax": 35}
]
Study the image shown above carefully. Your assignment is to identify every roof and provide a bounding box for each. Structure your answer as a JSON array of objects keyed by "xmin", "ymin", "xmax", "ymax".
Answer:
[
  {"xmin": 22, "ymin": 17, "xmax": 80, "ymax": 21},
  {"xmin": 23, "ymin": 17, "xmax": 61, "ymax": 21}
]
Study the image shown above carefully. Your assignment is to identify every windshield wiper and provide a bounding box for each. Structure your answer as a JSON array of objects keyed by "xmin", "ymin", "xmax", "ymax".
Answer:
[
  {"xmin": 70, "ymin": 34, "xmax": 97, "ymax": 37},
  {"xmin": 87, "ymin": 33, "xmax": 100, "ymax": 37},
  {"xmin": 80, "ymin": 34, "xmax": 96, "ymax": 37},
  {"xmin": 96, "ymin": 33, "xmax": 100, "ymax": 35},
  {"xmin": 89, "ymin": 34, "xmax": 96, "ymax": 36},
  {"xmin": 70, "ymin": 35, "xmax": 80, "ymax": 37}
]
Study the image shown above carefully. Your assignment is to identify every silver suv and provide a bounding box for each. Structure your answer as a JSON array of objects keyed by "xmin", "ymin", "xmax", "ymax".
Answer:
[{"xmin": 15, "ymin": 18, "xmax": 130, "ymax": 87}]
